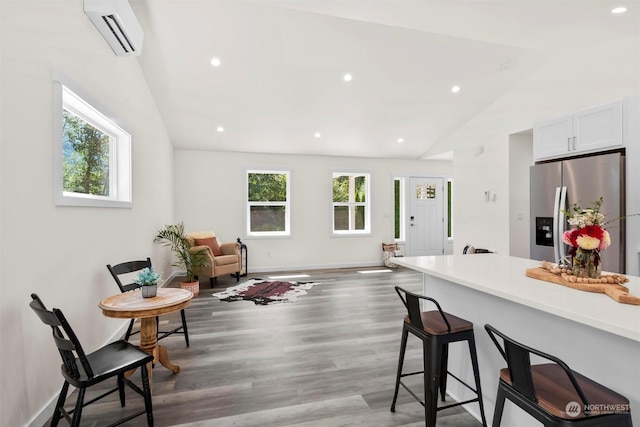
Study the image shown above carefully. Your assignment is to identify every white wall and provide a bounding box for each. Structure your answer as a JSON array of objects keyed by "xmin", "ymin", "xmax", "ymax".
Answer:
[
  {"xmin": 174, "ymin": 150, "xmax": 452, "ymax": 271},
  {"xmin": 443, "ymin": 37, "xmax": 640, "ymax": 269},
  {"xmin": 0, "ymin": 2, "xmax": 175, "ymax": 426}
]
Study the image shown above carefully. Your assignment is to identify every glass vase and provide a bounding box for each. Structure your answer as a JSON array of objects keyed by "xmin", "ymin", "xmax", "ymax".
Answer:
[{"xmin": 572, "ymin": 248, "xmax": 602, "ymax": 279}]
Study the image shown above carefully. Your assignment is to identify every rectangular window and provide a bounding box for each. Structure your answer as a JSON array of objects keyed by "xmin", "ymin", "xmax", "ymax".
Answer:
[
  {"xmin": 332, "ymin": 172, "xmax": 370, "ymax": 234},
  {"xmin": 62, "ymin": 109, "xmax": 111, "ymax": 196},
  {"xmin": 394, "ymin": 177, "xmax": 405, "ymax": 240},
  {"xmin": 54, "ymin": 81, "xmax": 132, "ymax": 207},
  {"xmin": 246, "ymin": 170, "xmax": 290, "ymax": 236}
]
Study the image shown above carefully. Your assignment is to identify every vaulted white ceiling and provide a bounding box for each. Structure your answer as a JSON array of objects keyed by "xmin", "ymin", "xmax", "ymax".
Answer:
[{"xmin": 130, "ymin": 0, "xmax": 639, "ymax": 160}]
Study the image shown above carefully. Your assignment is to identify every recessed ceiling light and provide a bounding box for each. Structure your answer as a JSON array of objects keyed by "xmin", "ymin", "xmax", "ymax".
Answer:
[
  {"xmin": 216, "ymin": 126, "xmax": 224, "ymax": 132},
  {"xmin": 397, "ymin": 138, "xmax": 404, "ymax": 143},
  {"xmin": 343, "ymin": 73, "xmax": 353, "ymax": 82},
  {"xmin": 611, "ymin": 6, "xmax": 627, "ymax": 14},
  {"xmin": 210, "ymin": 57, "xmax": 221, "ymax": 67},
  {"xmin": 314, "ymin": 132, "xmax": 322, "ymax": 138},
  {"xmin": 451, "ymin": 85, "xmax": 461, "ymax": 93}
]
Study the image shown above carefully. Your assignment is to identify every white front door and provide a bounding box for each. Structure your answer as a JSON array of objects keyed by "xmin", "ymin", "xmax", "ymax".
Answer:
[{"xmin": 406, "ymin": 177, "xmax": 444, "ymax": 256}]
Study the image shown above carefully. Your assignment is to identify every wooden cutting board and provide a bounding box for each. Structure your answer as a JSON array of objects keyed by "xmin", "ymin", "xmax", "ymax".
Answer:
[{"xmin": 525, "ymin": 267, "xmax": 640, "ymax": 305}]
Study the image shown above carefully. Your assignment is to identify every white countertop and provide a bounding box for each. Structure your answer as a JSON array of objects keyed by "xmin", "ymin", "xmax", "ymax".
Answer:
[{"xmin": 393, "ymin": 254, "xmax": 640, "ymax": 342}]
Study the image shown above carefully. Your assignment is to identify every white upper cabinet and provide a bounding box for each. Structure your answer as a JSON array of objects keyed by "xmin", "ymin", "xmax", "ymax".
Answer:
[
  {"xmin": 533, "ymin": 115, "xmax": 573, "ymax": 160},
  {"xmin": 533, "ymin": 100, "xmax": 623, "ymax": 161}
]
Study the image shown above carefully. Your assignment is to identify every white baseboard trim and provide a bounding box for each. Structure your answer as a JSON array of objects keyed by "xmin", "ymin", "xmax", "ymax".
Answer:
[
  {"xmin": 244, "ymin": 260, "xmax": 384, "ymax": 274},
  {"xmin": 175, "ymin": 262, "xmax": 384, "ymax": 278}
]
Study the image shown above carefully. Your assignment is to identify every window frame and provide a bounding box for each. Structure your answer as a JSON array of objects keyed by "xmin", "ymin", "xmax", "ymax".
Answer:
[
  {"xmin": 331, "ymin": 171, "xmax": 371, "ymax": 236},
  {"xmin": 447, "ymin": 178, "xmax": 453, "ymax": 240},
  {"xmin": 394, "ymin": 177, "xmax": 405, "ymax": 241},
  {"xmin": 245, "ymin": 169, "xmax": 291, "ymax": 237},
  {"xmin": 53, "ymin": 80, "xmax": 132, "ymax": 208}
]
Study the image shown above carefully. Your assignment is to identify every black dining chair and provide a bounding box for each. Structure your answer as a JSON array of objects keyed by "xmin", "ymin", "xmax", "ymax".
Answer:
[
  {"xmin": 484, "ymin": 324, "xmax": 632, "ymax": 427},
  {"xmin": 29, "ymin": 293, "xmax": 154, "ymax": 427},
  {"xmin": 107, "ymin": 258, "xmax": 190, "ymax": 346}
]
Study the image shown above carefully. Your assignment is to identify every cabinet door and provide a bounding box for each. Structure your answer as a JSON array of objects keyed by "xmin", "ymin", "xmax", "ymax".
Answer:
[
  {"xmin": 533, "ymin": 116, "xmax": 572, "ymax": 160},
  {"xmin": 573, "ymin": 100, "xmax": 623, "ymax": 153}
]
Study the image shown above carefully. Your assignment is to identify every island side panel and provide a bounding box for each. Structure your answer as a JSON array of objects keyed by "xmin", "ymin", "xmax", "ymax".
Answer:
[{"xmin": 422, "ymin": 273, "xmax": 640, "ymax": 426}]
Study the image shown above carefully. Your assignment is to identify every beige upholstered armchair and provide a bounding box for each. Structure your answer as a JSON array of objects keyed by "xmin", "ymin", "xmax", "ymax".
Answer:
[{"xmin": 185, "ymin": 231, "xmax": 241, "ymax": 287}]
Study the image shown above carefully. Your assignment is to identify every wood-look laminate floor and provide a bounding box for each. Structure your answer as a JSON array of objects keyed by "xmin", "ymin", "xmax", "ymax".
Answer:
[{"xmin": 48, "ymin": 267, "xmax": 485, "ymax": 426}]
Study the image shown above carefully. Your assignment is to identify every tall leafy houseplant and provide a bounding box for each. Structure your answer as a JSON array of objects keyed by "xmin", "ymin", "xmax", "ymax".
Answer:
[{"xmin": 154, "ymin": 222, "xmax": 208, "ymax": 296}]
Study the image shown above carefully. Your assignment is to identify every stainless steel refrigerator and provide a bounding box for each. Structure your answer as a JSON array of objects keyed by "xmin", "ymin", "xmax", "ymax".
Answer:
[{"xmin": 529, "ymin": 152, "xmax": 626, "ymax": 273}]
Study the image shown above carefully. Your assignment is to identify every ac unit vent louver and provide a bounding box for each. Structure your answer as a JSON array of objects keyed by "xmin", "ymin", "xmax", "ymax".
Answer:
[{"xmin": 84, "ymin": 0, "xmax": 143, "ymax": 57}]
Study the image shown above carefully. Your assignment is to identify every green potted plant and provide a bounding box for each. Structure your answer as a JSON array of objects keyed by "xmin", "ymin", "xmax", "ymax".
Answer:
[
  {"xmin": 154, "ymin": 222, "xmax": 208, "ymax": 297},
  {"xmin": 135, "ymin": 267, "xmax": 161, "ymax": 298}
]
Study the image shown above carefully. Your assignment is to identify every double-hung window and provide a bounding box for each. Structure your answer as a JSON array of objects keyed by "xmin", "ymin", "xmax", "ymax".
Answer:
[
  {"xmin": 246, "ymin": 170, "xmax": 290, "ymax": 236},
  {"xmin": 54, "ymin": 81, "xmax": 132, "ymax": 207},
  {"xmin": 332, "ymin": 172, "xmax": 370, "ymax": 234}
]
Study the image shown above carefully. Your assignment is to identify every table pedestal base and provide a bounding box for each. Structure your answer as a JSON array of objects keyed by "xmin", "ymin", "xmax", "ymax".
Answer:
[
  {"xmin": 99, "ymin": 288, "xmax": 193, "ymax": 393},
  {"xmin": 139, "ymin": 317, "xmax": 181, "ymax": 390}
]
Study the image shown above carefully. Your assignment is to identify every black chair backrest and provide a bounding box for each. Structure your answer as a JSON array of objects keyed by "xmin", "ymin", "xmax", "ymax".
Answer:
[
  {"xmin": 107, "ymin": 258, "xmax": 152, "ymax": 293},
  {"xmin": 394, "ymin": 286, "xmax": 451, "ymax": 333},
  {"xmin": 29, "ymin": 294, "xmax": 93, "ymax": 379},
  {"xmin": 484, "ymin": 324, "xmax": 590, "ymax": 407}
]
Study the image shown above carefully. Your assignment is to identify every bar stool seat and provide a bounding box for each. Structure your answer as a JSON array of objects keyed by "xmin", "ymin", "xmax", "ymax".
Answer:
[
  {"xmin": 485, "ymin": 324, "xmax": 633, "ymax": 426},
  {"xmin": 390, "ymin": 286, "xmax": 488, "ymax": 427},
  {"xmin": 407, "ymin": 311, "xmax": 474, "ymax": 335}
]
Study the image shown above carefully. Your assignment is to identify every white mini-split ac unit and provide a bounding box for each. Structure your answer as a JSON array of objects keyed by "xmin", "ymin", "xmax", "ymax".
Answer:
[{"xmin": 84, "ymin": 0, "xmax": 144, "ymax": 57}]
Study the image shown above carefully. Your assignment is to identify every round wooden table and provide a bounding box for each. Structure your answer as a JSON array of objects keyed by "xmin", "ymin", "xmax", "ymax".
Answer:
[{"xmin": 99, "ymin": 288, "xmax": 193, "ymax": 386}]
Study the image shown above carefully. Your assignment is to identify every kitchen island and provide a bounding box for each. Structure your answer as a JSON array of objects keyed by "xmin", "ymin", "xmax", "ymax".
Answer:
[{"xmin": 392, "ymin": 254, "xmax": 639, "ymax": 426}]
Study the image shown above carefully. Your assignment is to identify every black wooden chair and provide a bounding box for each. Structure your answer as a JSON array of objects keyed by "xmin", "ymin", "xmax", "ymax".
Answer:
[
  {"xmin": 107, "ymin": 258, "xmax": 190, "ymax": 346},
  {"xmin": 484, "ymin": 324, "xmax": 633, "ymax": 427},
  {"xmin": 390, "ymin": 286, "xmax": 487, "ymax": 427},
  {"xmin": 29, "ymin": 293, "xmax": 154, "ymax": 427}
]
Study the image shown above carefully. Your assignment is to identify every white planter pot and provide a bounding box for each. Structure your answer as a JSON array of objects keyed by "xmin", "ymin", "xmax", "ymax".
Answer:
[{"xmin": 141, "ymin": 284, "xmax": 158, "ymax": 298}]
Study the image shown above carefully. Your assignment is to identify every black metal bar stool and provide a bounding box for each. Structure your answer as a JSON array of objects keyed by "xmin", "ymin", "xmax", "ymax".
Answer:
[
  {"xmin": 485, "ymin": 324, "xmax": 633, "ymax": 427},
  {"xmin": 390, "ymin": 286, "xmax": 488, "ymax": 427}
]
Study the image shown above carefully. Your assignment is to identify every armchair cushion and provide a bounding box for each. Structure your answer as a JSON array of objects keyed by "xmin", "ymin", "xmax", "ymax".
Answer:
[
  {"xmin": 194, "ymin": 236, "xmax": 223, "ymax": 256},
  {"xmin": 214, "ymin": 255, "xmax": 239, "ymax": 267}
]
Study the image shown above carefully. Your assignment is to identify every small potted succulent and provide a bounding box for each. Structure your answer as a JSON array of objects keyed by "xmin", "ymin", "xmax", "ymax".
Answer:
[{"xmin": 135, "ymin": 267, "xmax": 162, "ymax": 298}]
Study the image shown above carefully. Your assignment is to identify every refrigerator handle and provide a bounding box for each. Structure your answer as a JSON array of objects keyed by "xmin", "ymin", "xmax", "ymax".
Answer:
[
  {"xmin": 553, "ymin": 187, "xmax": 561, "ymax": 264},
  {"xmin": 558, "ymin": 186, "xmax": 568, "ymax": 265}
]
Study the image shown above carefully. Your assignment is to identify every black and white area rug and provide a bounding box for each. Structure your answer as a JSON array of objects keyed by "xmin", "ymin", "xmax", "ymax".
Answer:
[{"xmin": 212, "ymin": 279, "xmax": 320, "ymax": 305}]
